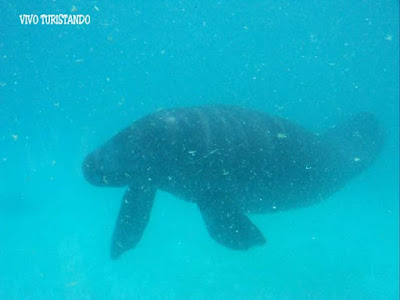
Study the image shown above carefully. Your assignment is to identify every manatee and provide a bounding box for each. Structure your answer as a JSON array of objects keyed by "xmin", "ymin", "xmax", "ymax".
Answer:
[{"xmin": 82, "ymin": 106, "xmax": 384, "ymax": 259}]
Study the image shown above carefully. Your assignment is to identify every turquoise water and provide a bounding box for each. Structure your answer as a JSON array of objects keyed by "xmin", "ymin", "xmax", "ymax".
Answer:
[{"xmin": 0, "ymin": 1, "xmax": 398, "ymax": 299}]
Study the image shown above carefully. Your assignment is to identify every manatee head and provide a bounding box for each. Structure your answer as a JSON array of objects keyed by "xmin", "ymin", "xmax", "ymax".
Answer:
[{"xmin": 82, "ymin": 126, "xmax": 151, "ymax": 187}]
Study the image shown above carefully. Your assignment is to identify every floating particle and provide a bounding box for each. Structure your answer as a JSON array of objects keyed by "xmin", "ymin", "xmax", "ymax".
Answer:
[
  {"xmin": 11, "ymin": 134, "xmax": 18, "ymax": 141},
  {"xmin": 71, "ymin": 5, "xmax": 77, "ymax": 12},
  {"xmin": 66, "ymin": 281, "xmax": 79, "ymax": 287},
  {"xmin": 165, "ymin": 116, "xmax": 176, "ymax": 123},
  {"xmin": 277, "ymin": 133, "xmax": 287, "ymax": 139},
  {"xmin": 385, "ymin": 35, "xmax": 393, "ymax": 41}
]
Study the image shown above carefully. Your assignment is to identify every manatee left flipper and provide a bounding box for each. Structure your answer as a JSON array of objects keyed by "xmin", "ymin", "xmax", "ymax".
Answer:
[
  {"xmin": 197, "ymin": 198, "xmax": 266, "ymax": 250},
  {"xmin": 110, "ymin": 185, "xmax": 156, "ymax": 259}
]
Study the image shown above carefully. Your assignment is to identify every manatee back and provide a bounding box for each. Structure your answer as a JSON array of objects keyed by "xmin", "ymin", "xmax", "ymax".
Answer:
[{"xmin": 150, "ymin": 106, "xmax": 325, "ymax": 190}]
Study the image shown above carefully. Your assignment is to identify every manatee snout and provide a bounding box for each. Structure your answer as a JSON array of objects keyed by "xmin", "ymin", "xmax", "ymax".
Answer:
[
  {"xmin": 82, "ymin": 150, "xmax": 129, "ymax": 187},
  {"xmin": 82, "ymin": 151, "xmax": 106, "ymax": 186}
]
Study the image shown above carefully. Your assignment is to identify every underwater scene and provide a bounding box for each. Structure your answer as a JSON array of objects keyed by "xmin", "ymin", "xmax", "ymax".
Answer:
[{"xmin": 0, "ymin": 1, "xmax": 399, "ymax": 299}]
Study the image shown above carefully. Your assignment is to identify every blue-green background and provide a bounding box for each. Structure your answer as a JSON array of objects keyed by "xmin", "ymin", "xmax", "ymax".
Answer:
[{"xmin": 0, "ymin": 1, "xmax": 398, "ymax": 299}]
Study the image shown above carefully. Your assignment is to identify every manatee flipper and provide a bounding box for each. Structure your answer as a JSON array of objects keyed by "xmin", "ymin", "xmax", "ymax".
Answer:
[
  {"xmin": 197, "ymin": 198, "xmax": 266, "ymax": 250},
  {"xmin": 110, "ymin": 185, "xmax": 156, "ymax": 259}
]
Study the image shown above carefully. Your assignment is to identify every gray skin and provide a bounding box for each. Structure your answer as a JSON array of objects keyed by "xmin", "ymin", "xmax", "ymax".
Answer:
[{"xmin": 82, "ymin": 106, "xmax": 384, "ymax": 259}]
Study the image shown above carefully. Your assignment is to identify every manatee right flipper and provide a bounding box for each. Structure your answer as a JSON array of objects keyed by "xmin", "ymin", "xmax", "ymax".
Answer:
[
  {"xmin": 197, "ymin": 197, "xmax": 266, "ymax": 250},
  {"xmin": 110, "ymin": 185, "xmax": 156, "ymax": 260}
]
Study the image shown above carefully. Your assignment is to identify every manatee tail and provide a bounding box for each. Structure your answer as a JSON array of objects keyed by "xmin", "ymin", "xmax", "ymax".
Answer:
[{"xmin": 322, "ymin": 112, "xmax": 384, "ymax": 177}]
